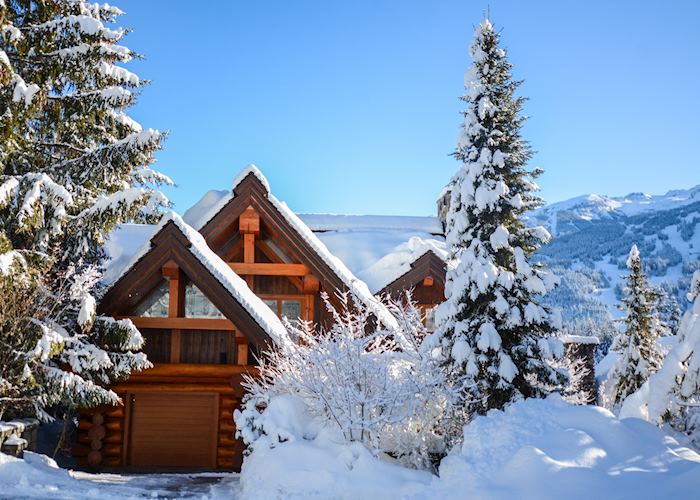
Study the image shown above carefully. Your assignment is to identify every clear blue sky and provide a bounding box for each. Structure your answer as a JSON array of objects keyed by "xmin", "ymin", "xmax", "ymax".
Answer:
[{"xmin": 116, "ymin": 0, "xmax": 699, "ymax": 216}]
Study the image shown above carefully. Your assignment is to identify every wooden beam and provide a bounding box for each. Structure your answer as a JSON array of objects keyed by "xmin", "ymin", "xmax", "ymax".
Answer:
[
  {"xmin": 170, "ymin": 329, "xmax": 181, "ymax": 363},
  {"xmin": 161, "ymin": 260, "xmax": 180, "ymax": 279},
  {"xmin": 120, "ymin": 316, "xmax": 238, "ymax": 331},
  {"xmin": 123, "ymin": 362, "xmax": 254, "ymax": 378},
  {"xmin": 243, "ymin": 233, "xmax": 255, "ymax": 264},
  {"xmin": 239, "ymin": 205, "xmax": 260, "ymax": 235},
  {"xmin": 236, "ymin": 340, "xmax": 249, "ymax": 366},
  {"xmin": 302, "ymin": 274, "xmax": 320, "ymax": 293},
  {"xmin": 228, "ymin": 262, "xmax": 308, "ymax": 276}
]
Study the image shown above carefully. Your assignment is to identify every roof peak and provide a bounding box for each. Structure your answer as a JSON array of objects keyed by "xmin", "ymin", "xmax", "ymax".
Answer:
[{"xmin": 231, "ymin": 163, "xmax": 270, "ymax": 193}]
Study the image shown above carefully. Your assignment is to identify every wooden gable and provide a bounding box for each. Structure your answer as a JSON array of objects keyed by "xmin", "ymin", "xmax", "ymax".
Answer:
[
  {"xmin": 379, "ymin": 250, "xmax": 447, "ymax": 306},
  {"xmin": 196, "ymin": 171, "xmax": 362, "ymax": 325},
  {"xmin": 99, "ymin": 219, "xmax": 274, "ymax": 350}
]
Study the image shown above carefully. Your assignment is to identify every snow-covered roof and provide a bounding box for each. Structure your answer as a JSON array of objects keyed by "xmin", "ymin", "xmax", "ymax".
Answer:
[
  {"xmin": 183, "ymin": 164, "xmax": 401, "ymax": 332},
  {"xmin": 103, "ymin": 212, "xmax": 289, "ymax": 346},
  {"xmin": 182, "ymin": 171, "xmax": 449, "ymax": 294},
  {"xmin": 296, "ymin": 214, "xmax": 447, "ymax": 293}
]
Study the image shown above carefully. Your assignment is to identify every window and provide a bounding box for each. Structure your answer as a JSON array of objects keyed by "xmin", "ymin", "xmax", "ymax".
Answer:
[
  {"xmin": 421, "ymin": 305, "xmax": 438, "ymax": 333},
  {"xmin": 262, "ymin": 297, "xmax": 303, "ymax": 320},
  {"xmin": 185, "ymin": 282, "xmax": 225, "ymax": 318},
  {"xmin": 133, "ymin": 281, "xmax": 169, "ymax": 317}
]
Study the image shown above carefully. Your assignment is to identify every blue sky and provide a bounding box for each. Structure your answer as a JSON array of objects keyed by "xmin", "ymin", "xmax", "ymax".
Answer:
[{"xmin": 117, "ymin": 0, "xmax": 699, "ymax": 217}]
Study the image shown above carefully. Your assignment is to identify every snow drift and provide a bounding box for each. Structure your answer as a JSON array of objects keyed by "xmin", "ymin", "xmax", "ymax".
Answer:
[
  {"xmin": 238, "ymin": 395, "xmax": 700, "ymax": 500},
  {"xmin": 433, "ymin": 395, "xmax": 700, "ymax": 500}
]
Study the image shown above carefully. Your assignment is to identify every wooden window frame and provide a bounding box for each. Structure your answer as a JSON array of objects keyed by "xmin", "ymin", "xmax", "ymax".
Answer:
[{"xmin": 257, "ymin": 293, "xmax": 313, "ymax": 322}]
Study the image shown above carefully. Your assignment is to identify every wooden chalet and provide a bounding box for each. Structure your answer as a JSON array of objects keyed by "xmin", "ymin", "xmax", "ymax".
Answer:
[{"xmin": 75, "ymin": 166, "xmax": 412, "ymax": 471}]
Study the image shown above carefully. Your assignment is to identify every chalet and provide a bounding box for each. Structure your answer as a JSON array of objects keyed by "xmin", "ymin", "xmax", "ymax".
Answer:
[{"xmin": 76, "ymin": 165, "xmax": 448, "ymax": 471}]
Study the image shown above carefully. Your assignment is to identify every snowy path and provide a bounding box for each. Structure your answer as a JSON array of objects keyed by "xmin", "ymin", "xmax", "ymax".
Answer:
[{"xmin": 0, "ymin": 452, "xmax": 240, "ymax": 500}]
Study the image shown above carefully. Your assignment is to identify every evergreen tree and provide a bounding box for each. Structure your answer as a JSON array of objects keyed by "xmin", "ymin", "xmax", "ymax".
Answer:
[
  {"xmin": 656, "ymin": 285, "xmax": 682, "ymax": 336},
  {"xmin": 604, "ymin": 245, "xmax": 663, "ymax": 407},
  {"xmin": 620, "ymin": 271, "xmax": 700, "ymax": 448},
  {"xmin": 425, "ymin": 19, "xmax": 565, "ymax": 425},
  {"xmin": 0, "ymin": 1, "xmax": 168, "ymax": 420}
]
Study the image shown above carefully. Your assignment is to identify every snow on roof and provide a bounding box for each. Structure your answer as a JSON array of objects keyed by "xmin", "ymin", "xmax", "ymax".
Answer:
[
  {"xmin": 102, "ymin": 223, "xmax": 158, "ymax": 285},
  {"xmin": 181, "ymin": 164, "xmax": 402, "ymax": 334},
  {"xmin": 183, "ymin": 176, "xmax": 449, "ymax": 295},
  {"xmin": 103, "ymin": 212, "xmax": 289, "ymax": 346},
  {"xmin": 355, "ymin": 236, "xmax": 447, "ymax": 292},
  {"xmin": 304, "ymin": 221, "xmax": 447, "ymax": 293},
  {"xmin": 299, "ymin": 214, "xmax": 443, "ymax": 235}
]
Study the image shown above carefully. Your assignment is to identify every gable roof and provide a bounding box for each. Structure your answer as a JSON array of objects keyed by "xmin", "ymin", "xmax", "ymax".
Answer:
[
  {"xmin": 298, "ymin": 214, "xmax": 447, "ymax": 293},
  {"xmin": 188, "ymin": 164, "xmax": 400, "ymax": 332},
  {"xmin": 100, "ymin": 212, "xmax": 289, "ymax": 347}
]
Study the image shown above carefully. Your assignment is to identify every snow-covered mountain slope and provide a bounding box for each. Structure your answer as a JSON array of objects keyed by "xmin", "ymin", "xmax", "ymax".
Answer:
[
  {"xmin": 530, "ymin": 185, "xmax": 700, "ymax": 237},
  {"xmin": 534, "ymin": 184, "xmax": 700, "ymax": 347}
]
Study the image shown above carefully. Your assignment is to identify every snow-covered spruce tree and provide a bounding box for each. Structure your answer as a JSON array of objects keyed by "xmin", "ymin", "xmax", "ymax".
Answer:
[
  {"xmin": 620, "ymin": 271, "xmax": 700, "ymax": 448},
  {"xmin": 0, "ymin": 1, "xmax": 168, "ymax": 420},
  {"xmin": 603, "ymin": 245, "xmax": 663, "ymax": 407},
  {"xmin": 424, "ymin": 19, "xmax": 565, "ymax": 427}
]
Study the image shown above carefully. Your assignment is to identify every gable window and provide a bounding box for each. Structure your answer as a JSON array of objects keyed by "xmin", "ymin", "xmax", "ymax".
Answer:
[
  {"xmin": 133, "ymin": 281, "xmax": 169, "ymax": 317},
  {"xmin": 262, "ymin": 297, "xmax": 302, "ymax": 321},
  {"xmin": 185, "ymin": 282, "xmax": 225, "ymax": 318}
]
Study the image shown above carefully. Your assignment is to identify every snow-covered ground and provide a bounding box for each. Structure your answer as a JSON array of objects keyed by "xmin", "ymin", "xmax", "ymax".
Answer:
[
  {"xmin": 5, "ymin": 395, "xmax": 699, "ymax": 499},
  {"xmin": 238, "ymin": 395, "xmax": 700, "ymax": 500},
  {"xmin": 0, "ymin": 452, "xmax": 240, "ymax": 499}
]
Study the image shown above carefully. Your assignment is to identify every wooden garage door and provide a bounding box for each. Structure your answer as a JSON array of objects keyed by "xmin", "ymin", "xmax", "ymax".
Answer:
[{"xmin": 127, "ymin": 392, "xmax": 219, "ymax": 468}]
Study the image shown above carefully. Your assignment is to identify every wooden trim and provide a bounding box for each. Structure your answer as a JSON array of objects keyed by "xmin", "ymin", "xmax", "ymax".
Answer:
[
  {"xmin": 236, "ymin": 340, "xmax": 249, "ymax": 366},
  {"xmin": 123, "ymin": 362, "xmax": 254, "ymax": 378},
  {"xmin": 123, "ymin": 392, "xmax": 133, "ymax": 466},
  {"xmin": 170, "ymin": 329, "xmax": 181, "ymax": 363},
  {"xmin": 121, "ymin": 316, "xmax": 239, "ymax": 332},
  {"xmin": 112, "ymin": 383, "xmax": 237, "ymax": 394},
  {"xmin": 211, "ymin": 392, "xmax": 220, "ymax": 467},
  {"xmin": 239, "ymin": 205, "xmax": 260, "ymax": 235},
  {"xmin": 228, "ymin": 262, "xmax": 308, "ymax": 276},
  {"xmin": 303, "ymin": 274, "xmax": 320, "ymax": 293}
]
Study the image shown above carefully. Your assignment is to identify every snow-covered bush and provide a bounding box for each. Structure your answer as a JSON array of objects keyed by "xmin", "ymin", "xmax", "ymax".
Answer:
[
  {"xmin": 235, "ymin": 394, "xmax": 433, "ymax": 500},
  {"xmin": 621, "ymin": 270, "xmax": 700, "ymax": 448},
  {"xmin": 553, "ymin": 351, "xmax": 592, "ymax": 406},
  {"xmin": 235, "ymin": 292, "xmax": 447, "ymax": 470}
]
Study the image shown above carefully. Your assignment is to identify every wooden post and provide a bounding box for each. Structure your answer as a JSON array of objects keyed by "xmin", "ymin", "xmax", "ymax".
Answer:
[
  {"xmin": 236, "ymin": 340, "xmax": 249, "ymax": 366},
  {"xmin": 163, "ymin": 260, "xmax": 185, "ymax": 363},
  {"xmin": 238, "ymin": 206, "xmax": 260, "ymax": 290}
]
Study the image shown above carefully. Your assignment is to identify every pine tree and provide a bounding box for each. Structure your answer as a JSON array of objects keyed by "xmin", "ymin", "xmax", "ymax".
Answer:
[
  {"xmin": 0, "ymin": 1, "xmax": 168, "ymax": 420},
  {"xmin": 620, "ymin": 271, "xmax": 700, "ymax": 448},
  {"xmin": 604, "ymin": 245, "xmax": 663, "ymax": 406},
  {"xmin": 424, "ymin": 19, "xmax": 565, "ymax": 424}
]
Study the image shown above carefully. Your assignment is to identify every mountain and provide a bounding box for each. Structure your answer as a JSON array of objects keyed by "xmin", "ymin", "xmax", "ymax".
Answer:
[{"xmin": 531, "ymin": 185, "xmax": 700, "ymax": 356}]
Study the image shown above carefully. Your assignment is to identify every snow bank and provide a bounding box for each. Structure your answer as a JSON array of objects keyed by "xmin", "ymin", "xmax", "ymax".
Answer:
[
  {"xmin": 433, "ymin": 395, "xmax": 700, "ymax": 500},
  {"xmin": 238, "ymin": 395, "xmax": 433, "ymax": 500},
  {"xmin": 238, "ymin": 395, "xmax": 700, "ymax": 500}
]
